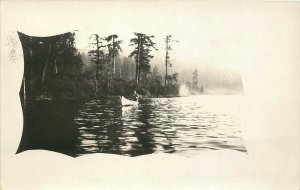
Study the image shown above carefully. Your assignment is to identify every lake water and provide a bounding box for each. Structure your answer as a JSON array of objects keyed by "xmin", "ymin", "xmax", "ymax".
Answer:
[
  {"xmin": 17, "ymin": 95, "xmax": 246, "ymax": 157},
  {"xmin": 73, "ymin": 95, "xmax": 246, "ymax": 157}
]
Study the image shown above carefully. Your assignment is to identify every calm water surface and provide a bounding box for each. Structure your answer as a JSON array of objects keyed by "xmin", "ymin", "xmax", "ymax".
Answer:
[{"xmin": 73, "ymin": 95, "xmax": 246, "ymax": 156}]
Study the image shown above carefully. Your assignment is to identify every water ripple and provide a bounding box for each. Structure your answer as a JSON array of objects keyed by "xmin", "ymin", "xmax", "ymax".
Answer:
[{"xmin": 73, "ymin": 95, "xmax": 246, "ymax": 156}]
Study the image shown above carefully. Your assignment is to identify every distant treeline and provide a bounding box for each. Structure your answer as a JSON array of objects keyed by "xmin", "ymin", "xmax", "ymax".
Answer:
[{"xmin": 19, "ymin": 32, "xmax": 180, "ymax": 102}]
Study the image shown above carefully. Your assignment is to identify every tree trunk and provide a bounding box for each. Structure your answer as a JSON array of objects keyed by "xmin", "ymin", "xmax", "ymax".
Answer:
[
  {"xmin": 95, "ymin": 36, "xmax": 100, "ymax": 95},
  {"xmin": 165, "ymin": 36, "xmax": 169, "ymax": 87},
  {"xmin": 112, "ymin": 36, "xmax": 116, "ymax": 75},
  {"xmin": 165, "ymin": 61, "xmax": 168, "ymax": 87},
  {"xmin": 42, "ymin": 43, "xmax": 52, "ymax": 85},
  {"xmin": 138, "ymin": 50, "xmax": 141, "ymax": 82},
  {"xmin": 96, "ymin": 36, "xmax": 99, "ymax": 81},
  {"xmin": 135, "ymin": 35, "xmax": 141, "ymax": 83}
]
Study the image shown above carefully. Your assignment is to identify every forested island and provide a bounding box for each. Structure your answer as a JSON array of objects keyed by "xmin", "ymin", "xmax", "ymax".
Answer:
[
  {"xmin": 18, "ymin": 30, "xmax": 243, "ymax": 104},
  {"xmin": 19, "ymin": 31, "xmax": 188, "ymax": 102},
  {"xmin": 17, "ymin": 30, "xmax": 244, "ymax": 156}
]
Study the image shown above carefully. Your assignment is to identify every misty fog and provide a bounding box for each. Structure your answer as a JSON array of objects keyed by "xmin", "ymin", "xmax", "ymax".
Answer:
[{"xmin": 80, "ymin": 50, "xmax": 243, "ymax": 95}]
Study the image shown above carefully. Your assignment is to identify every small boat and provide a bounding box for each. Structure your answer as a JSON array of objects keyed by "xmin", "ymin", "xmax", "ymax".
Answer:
[{"xmin": 121, "ymin": 96, "xmax": 138, "ymax": 106}]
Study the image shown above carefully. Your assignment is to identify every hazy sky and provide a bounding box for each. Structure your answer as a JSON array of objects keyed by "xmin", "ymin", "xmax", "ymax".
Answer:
[
  {"xmin": 2, "ymin": 1, "xmax": 299, "ymax": 75},
  {"xmin": 72, "ymin": 1, "xmax": 246, "ymax": 72},
  {"xmin": 1, "ymin": 1, "xmax": 267, "ymax": 72}
]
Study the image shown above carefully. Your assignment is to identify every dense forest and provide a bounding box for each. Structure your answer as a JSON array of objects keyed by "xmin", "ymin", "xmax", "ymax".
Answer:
[
  {"xmin": 19, "ymin": 32, "xmax": 181, "ymax": 102},
  {"xmin": 84, "ymin": 32, "xmax": 180, "ymax": 97},
  {"xmin": 19, "ymin": 30, "xmax": 244, "ymax": 103}
]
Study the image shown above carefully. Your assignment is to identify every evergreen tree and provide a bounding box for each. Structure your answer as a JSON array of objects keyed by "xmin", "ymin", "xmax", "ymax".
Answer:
[
  {"xmin": 192, "ymin": 69, "xmax": 198, "ymax": 90},
  {"xmin": 129, "ymin": 33, "xmax": 157, "ymax": 83},
  {"xmin": 105, "ymin": 34, "xmax": 122, "ymax": 75},
  {"xmin": 88, "ymin": 34, "xmax": 107, "ymax": 95},
  {"xmin": 149, "ymin": 66, "xmax": 163, "ymax": 95},
  {"xmin": 164, "ymin": 35, "xmax": 178, "ymax": 87}
]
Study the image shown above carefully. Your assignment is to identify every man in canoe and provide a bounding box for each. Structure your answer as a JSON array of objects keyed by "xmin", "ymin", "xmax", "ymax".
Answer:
[{"xmin": 131, "ymin": 90, "xmax": 139, "ymax": 101}]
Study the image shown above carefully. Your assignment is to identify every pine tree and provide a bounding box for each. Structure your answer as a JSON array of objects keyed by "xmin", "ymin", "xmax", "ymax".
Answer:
[
  {"xmin": 164, "ymin": 35, "xmax": 178, "ymax": 87},
  {"xmin": 129, "ymin": 33, "xmax": 157, "ymax": 83},
  {"xmin": 105, "ymin": 34, "xmax": 122, "ymax": 75},
  {"xmin": 88, "ymin": 34, "xmax": 106, "ymax": 95}
]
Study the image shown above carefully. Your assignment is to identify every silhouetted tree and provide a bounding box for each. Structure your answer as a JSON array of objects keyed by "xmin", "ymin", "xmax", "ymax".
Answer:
[
  {"xmin": 164, "ymin": 35, "xmax": 178, "ymax": 87},
  {"xmin": 105, "ymin": 34, "xmax": 123, "ymax": 95},
  {"xmin": 192, "ymin": 69, "xmax": 198, "ymax": 90},
  {"xmin": 129, "ymin": 33, "xmax": 157, "ymax": 83},
  {"xmin": 18, "ymin": 32, "xmax": 89, "ymax": 101},
  {"xmin": 88, "ymin": 34, "xmax": 107, "ymax": 95},
  {"xmin": 149, "ymin": 66, "xmax": 163, "ymax": 96},
  {"xmin": 105, "ymin": 34, "xmax": 122, "ymax": 75},
  {"xmin": 39, "ymin": 32, "xmax": 82, "ymax": 85}
]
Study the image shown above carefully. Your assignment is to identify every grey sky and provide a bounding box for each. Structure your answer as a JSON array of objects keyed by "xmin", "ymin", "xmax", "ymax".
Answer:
[{"xmin": 2, "ymin": 1, "xmax": 298, "ymax": 87}]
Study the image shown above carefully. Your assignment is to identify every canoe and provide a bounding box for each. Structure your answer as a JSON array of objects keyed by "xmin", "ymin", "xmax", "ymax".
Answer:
[{"xmin": 121, "ymin": 96, "xmax": 138, "ymax": 106}]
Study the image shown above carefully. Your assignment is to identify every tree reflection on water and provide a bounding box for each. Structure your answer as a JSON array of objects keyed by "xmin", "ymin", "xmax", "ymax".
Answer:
[{"xmin": 17, "ymin": 96, "xmax": 246, "ymax": 157}]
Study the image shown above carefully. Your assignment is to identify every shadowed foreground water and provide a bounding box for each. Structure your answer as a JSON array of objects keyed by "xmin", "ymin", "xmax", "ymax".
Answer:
[{"xmin": 17, "ymin": 95, "xmax": 246, "ymax": 157}]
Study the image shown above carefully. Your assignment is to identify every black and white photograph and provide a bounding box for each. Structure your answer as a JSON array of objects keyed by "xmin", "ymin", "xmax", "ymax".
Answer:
[
  {"xmin": 16, "ymin": 29, "xmax": 246, "ymax": 157},
  {"xmin": 1, "ymin": 1, "xmax": 300, "ymax": 190}
]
